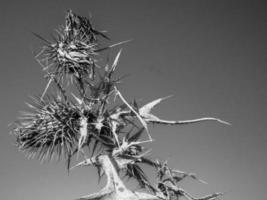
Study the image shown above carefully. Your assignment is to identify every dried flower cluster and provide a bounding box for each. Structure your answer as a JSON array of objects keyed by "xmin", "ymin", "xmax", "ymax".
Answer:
[{"xmin": 12, "ymin": 10, "xmax": 228, "ymax": 200}]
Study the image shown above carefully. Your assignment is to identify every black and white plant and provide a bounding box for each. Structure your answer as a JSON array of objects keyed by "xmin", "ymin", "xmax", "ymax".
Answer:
[{"xmin": 12, "ymin": 10, "xmax": 229, "ymax": 200}]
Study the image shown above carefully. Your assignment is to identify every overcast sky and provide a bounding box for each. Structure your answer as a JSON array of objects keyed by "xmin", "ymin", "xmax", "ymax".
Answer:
[{"xmin": 0, "ymin": 1, "xmax": 267, "ymax": 200}]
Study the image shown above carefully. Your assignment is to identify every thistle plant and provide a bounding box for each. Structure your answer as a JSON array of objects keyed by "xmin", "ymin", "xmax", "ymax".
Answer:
[{"xmin": 12, "ymin": 10, "xmax": 229, "ymax": 200}]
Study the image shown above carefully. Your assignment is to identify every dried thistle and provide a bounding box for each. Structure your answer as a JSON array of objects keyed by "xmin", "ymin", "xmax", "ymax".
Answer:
[
  {"xmin": 11, "ymin": 9, "xmax": 228, "ymax": 200},
  {"xmin": 13, "ymin": 96, "xmax": 82, "ymax": 161}
]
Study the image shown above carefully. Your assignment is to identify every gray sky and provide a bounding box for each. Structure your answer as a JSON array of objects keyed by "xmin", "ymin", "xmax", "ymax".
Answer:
[{"xmin": 1, "ymin": 1, "xmax": 267, "ymax": 200}]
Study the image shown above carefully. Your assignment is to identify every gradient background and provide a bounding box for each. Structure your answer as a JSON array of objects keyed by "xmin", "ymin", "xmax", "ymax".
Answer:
[{"xmin": 1, "ymin": 1, "xmax": 266, "ymax": 200}]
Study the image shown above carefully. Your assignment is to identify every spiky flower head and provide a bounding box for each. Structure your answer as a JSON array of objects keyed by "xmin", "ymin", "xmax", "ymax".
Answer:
[
  {"xmin": 34, "ymin": 10, "xmax": 130, "ymax": 99},
  {"xmin": 13, "ymin": 96, "xmax": 88, "ymax": 161}
]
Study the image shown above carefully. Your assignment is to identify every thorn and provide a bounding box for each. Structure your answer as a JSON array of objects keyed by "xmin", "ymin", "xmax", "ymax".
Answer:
[
  {"xmin": 95, "ymin": 39, "xmax": 132, "ymax": 52},
  {"xmin": 111, "ymin": 49, "xmax": 122, "ymax": 72},
  {"xmin": 41, "ymin": 77, "xmax": 53, "ymax": 101},
  {"xmin": 71, "ymin": 93, "xmax": 83, "ymax": 105}
]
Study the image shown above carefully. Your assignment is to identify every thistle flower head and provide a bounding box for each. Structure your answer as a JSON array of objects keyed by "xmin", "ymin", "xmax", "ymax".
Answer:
[
  {"xmin": 36, "ymin": 34, "xmax": 98, "ymax": 82},
  {"xmin": 12, "ymin": 96, "xmax": 86, "ymax": 161}
]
